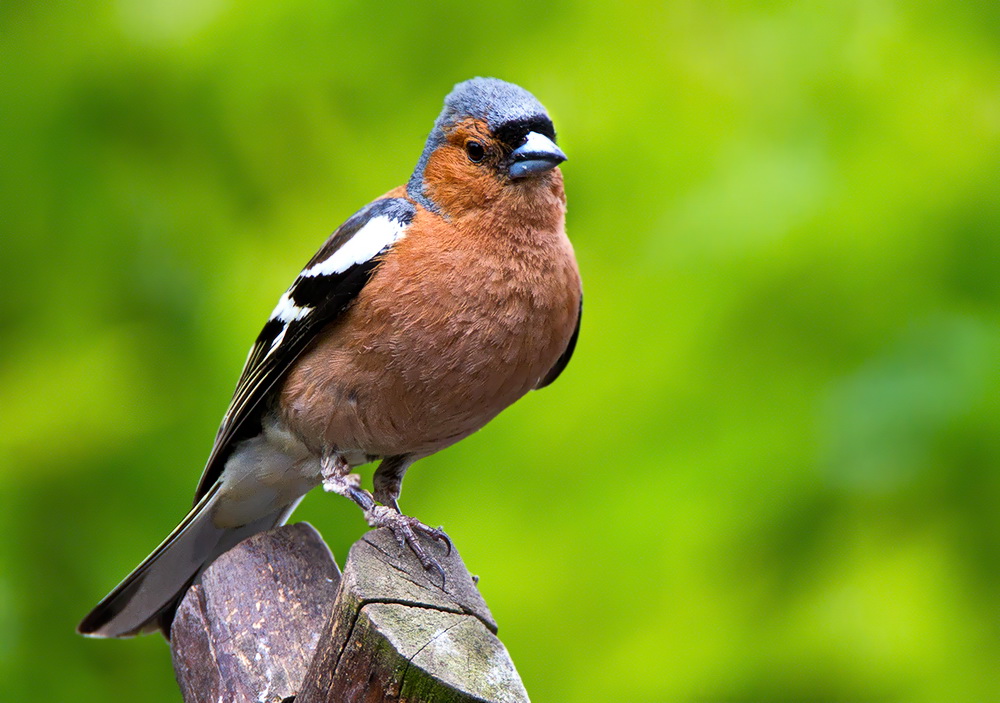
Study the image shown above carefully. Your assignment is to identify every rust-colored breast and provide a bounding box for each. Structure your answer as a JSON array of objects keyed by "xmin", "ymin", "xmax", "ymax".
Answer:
[{"xmin": 279, "ymin": 171, "xmax": 580, "ymax": 460}]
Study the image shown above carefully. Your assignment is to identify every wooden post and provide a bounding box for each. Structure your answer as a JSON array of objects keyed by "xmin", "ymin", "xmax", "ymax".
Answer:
[
  {"xmin": 170, "ymin": 523, "xmax": 529, "ymax": 703},
  {"xmin": 171, "ymin": 523, "xmax": 341, "ymax": 703}
]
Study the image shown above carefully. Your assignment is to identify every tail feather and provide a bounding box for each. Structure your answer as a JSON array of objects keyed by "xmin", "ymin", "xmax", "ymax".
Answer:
[{"xmin": 78, "ymin": 484, "xmax": 291, "ymax": 638}]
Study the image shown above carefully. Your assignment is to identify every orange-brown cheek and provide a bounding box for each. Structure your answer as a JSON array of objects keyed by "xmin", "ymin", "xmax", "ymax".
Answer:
[{"xmin": 422, "ymin": 147, "xmax": 503, "ymax": 214}]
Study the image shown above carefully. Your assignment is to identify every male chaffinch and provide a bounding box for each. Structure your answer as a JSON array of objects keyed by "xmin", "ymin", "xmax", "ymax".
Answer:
[{"xmin": 79, "ymin": 77, "xmax": 581, "ymax": 638}]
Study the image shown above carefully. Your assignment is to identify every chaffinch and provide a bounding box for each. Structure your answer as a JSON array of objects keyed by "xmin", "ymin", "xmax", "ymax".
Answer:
[{"xmin": 79, "ymin": 77, "xmax": 582, "ymax": 638}]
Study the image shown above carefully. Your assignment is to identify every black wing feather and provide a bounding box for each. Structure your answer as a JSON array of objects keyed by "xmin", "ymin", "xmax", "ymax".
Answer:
[
  {"xmin": 192, "ymin": 198, "xmax": 415, "ymax": 502},
  {"xmin": 536, "ymin": 297, "xmax": 582, "ymax": 389}
]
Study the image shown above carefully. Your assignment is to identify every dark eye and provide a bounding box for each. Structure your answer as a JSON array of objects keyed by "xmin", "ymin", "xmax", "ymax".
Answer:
[{"xmin": 465, "ymin": 140, "xmax": 485, "ymax": 163}]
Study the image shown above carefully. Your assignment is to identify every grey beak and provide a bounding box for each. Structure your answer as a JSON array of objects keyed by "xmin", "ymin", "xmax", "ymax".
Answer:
[{"xmin": 508, "ymin": 131, "xmax": 567, "ymax": 179}]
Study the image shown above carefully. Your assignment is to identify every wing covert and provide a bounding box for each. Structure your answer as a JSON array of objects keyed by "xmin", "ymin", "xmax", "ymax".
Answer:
[{"xmin": 193, "ymin": 198, "xmax": 416, "ymax": 501}]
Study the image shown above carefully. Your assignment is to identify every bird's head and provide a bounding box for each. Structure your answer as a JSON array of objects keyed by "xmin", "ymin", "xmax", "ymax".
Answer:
[{"xmin": 408, "ymin": 78, "xmax": 566, "ymax": 216}]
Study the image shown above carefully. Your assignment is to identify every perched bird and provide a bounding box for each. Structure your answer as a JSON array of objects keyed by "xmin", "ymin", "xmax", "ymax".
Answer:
[{"xmin": 79, "ymin": 77, "xmax": 581, "ymax": 638}]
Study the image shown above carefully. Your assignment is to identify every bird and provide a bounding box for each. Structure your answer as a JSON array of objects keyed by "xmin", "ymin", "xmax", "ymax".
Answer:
[{"xmin": 78, "ymin": 77, "xmax": 582, "ymax": 638}]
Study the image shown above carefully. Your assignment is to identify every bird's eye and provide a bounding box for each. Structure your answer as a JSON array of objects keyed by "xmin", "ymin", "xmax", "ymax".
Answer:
[{"xmin": 465, "ymin": 140, "xmax": 485, "ymax": 163}]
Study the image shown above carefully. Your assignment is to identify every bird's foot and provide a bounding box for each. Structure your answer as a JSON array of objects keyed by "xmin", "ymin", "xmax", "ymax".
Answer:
[
  {"xmin": 365, "ymin": 505, "xmax": 452, "ymax": 582},
  {"xmin": 321, "ymin": 453, "xmax": 449, "ymax": 582}
]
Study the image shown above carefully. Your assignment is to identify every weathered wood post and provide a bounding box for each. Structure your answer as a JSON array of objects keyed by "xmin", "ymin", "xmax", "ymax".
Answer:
[{"xmin": 170, "ymin": 523, "xmax": 529, "ymax": 703}]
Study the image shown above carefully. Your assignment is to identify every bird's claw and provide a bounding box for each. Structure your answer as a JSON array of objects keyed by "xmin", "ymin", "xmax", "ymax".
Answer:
[
  {"xmin": 366, "ymin": 505, "xmax": 450, "ymax": 583},
  {"xmin": 436, "ymin": 528, "xmax": 453, "ymax": 556}
]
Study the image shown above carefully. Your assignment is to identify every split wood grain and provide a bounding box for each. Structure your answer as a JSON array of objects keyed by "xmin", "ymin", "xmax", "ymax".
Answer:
[{"xmin": 170, "ymin": 523, "xmax": 528, "ymax": 703}]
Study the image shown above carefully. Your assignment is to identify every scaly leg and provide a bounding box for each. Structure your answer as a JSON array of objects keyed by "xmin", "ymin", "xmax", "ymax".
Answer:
[
  {"xmin": 320, "ymin": 453, "xmax": 450, "ymax": 579},
  {"xmin": 373, "ymin": 454, "xmax": 415, "ymax": 512}
]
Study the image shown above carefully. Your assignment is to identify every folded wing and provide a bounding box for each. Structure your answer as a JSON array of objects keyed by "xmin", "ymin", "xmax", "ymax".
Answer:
[{"xmin": 193, "ymin": 198, "xmax": 416, "ymax": 502}]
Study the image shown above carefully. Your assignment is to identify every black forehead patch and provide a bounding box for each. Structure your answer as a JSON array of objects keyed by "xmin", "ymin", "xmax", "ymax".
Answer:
[
  {"xmin": 437, "ymin": 77, "xmax": 551, "ymax": 134},
  {"xmin": 493, "ymin": 116, "xmax": 557, "ymax": 149}
]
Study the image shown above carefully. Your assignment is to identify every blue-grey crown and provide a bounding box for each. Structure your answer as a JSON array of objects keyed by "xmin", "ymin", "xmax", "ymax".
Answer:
[
  {"xmin": 407, "ymin": 78, "xmax": 554, "ymax": 212},
  {"xmin": 435, "ymin": 77, "xmax": 549, "ymax": 133}
]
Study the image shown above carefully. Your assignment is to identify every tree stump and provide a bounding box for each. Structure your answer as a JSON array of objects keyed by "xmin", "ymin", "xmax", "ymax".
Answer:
[{"xmin": 170, "ymin": 523, "xmax": 529, "ymax": 703}]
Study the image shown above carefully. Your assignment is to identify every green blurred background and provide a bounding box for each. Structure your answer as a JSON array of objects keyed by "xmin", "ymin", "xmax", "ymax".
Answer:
[{"xmin": 2, "ymin": 1, "xmax": 999, "ymax": 701}]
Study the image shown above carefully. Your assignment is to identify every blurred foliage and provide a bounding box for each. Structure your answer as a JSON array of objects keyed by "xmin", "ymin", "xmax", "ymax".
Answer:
[{"xmin": 2, "ymin": 1, "xmax": 999, "ymax": 701}]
